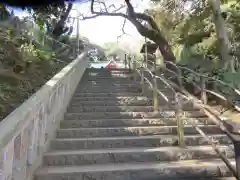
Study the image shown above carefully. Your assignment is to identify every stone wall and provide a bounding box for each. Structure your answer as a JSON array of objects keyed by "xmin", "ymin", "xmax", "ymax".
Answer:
[{"xmin": 0, "ymin": 52, "xmax": 88, "ymax": 180}]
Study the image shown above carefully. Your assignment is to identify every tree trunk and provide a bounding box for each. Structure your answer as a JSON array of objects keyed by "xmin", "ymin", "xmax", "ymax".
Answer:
[
  {"xmin": 52, "ymin": 3, "xmax": 73, "ymax": 39},
  {"xmin": 124, "ymin": 0, "xmax": 176, "ymax": 64},
  {"xmin": 208, "ymin": 0, "xmax": 234, "ymax": 72}
]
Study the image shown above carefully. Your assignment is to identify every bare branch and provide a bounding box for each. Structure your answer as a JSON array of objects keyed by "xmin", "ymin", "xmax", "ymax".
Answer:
[
  {"xmin": 79, "ymin": 13, "xmax": 99, "ymax": 20},
  {"xmin": 95, "ymin": 0, "xmax": 108, "ymax": 12},
  {"xmin": 90, "ymin": 0, "xmax": 127, "ymax": 18},
  {"xmin": 117, "ymin": 16, "xmax": 131, "ymax": 39},
  {"xmin": 88, "ymin": 0, "xmax": 176, "ymax": 63}
]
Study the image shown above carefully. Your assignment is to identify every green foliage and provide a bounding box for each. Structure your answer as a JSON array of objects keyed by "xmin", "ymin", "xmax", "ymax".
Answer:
[
  {"xmin": 25, "ymin": 2, "xmax": 73, "ymax": 39},
  {"xmin": 148, "ymin": 0, "xmax": 240, "ymax": 89},
  {"xmin": 0, "ymin": 17, "xmax": 66, "ymax": 120}
]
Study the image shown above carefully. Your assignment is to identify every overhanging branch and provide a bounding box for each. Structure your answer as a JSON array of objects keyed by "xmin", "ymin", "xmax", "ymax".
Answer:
[
  {"xmin": 90, "ymin": 0, "xmax": 127, "ymax": 18},
  {"xmin": 117, "ymin": 16, "xmax": 131, "ymax": 39},
  {"xmin": 89, "ymin": 0, "xmax": 176, "ymax": 63}
]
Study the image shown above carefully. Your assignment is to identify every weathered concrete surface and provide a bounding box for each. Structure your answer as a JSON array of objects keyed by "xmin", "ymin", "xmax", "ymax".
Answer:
[
  {"xmin": 35, "ymin": 159, "xmax": 235, "ymax": 180},
  {"xmin": 59, "ymin": 117, "xmax": 214, "ymax": 128},
  {"xmin": 34, "ymin": 69, "xmax": 235, "ymax": 180},
  {"xmin": 0, "ymin": 53, "xmax": 88, "ymax": 180},
  {"xmin": 43, "ymin": 145, "xmax": 234, "ymax": 166},
  {"xmin": 64, "ymin": 110, "xmax": 206, "ymax": 120},
  {"xmin": 50, "ymin": 134, "xmax": 232, "ymax": 150},
  {"xmin": 56, "ymin": 125, "xmax": 222, "ymax": 138}
]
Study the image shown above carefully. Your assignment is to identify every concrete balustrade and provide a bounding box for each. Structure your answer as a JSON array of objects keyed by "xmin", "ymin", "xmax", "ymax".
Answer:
[{"xmin": 0, "ymin": 52, "xmax": 88, "ymax": 180}]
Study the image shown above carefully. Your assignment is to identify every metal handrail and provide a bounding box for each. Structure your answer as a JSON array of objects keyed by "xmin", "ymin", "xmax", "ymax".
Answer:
[{"xmin": 126, "ymin": 56, "xmax": 239, "ymax": 179}]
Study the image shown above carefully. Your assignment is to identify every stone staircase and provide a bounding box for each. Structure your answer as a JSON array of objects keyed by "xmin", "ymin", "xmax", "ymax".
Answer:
[{"xmin": 34, "ymin": 68, "xmax": 235, "ymax": 180}]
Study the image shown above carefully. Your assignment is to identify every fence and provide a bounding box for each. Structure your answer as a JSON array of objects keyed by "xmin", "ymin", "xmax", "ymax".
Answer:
[{"xmin": 125, "ymin": 53, "xmax": 240, "ymax": 180}]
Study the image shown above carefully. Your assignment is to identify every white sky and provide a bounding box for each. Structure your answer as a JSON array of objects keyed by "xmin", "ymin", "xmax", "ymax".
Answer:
[
  {"xmin": 13, "ymin": 0, "xmax": 150, "ymax": 46},
  {"xmin": 70, "ymin": 0, "xmax": 150, "ymax": 45}
]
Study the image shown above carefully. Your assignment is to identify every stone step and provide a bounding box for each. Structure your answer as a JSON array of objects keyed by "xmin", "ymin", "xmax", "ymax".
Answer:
[
  {"xmin": 35, "ymin": 159, "xmax": 235, "ymax": 180},
  {"xmin": 50, "ymin": 134, "xmax": 231, "ymax": 150},
  {"xmin": 60, "ymin": 118, "xmax": 213, "ymax": 128},
  {"xmin": 86, "ymin": 74, "xmax": 133, "ymax": 77},
  {"xmin": 76, "ymin": 88, "xmax": 142, "ymax": 93},
  {"xmin": 78, "ymin": 84, "xmax": 138, "ymax": 88},
  {"xmin": 80, "ymin": 80, "xmax": 138, "ymax": 84},
  {"xmin": 64, "ymin": 111, "xmax": 205, "ymax": 120},
  {"xmin": 73, "ymin": 92, "xmax": 146, "ymax": 97},
  {"xmin": 86, "ymin": 71, "xmax": 133, "ymax": 74},
  {"xmin": 83, "ymin": 77, "xmax": 134, "ymax": 81},
  {"xmin": 43, "ymin": 145, "xmax": 234, "ymax": 166},
  {"xmin": 74, "ymin": 90, "xmax": 173, "ymax": 97},
  {"xmin": 56, "ymin": 125, "xmax": 221, "ymax": 138},
  {"xmin": 67, "ymin": 105, "xmax": 197, "ymax": 113},
  {"xmin": 69, "ymin": 96, "xmax": 175, "ymax": 103},
  {"xmin": 76, "ymin": 84, "xmax": 141, "ymax": 88},
  {"xmin": 69, "ymin": 99, "xmax": 155, "ymax": 106},
  {"xmin": 84, "ymin": 72, "xmax": 133, "ymax": 76},
  {"xmin": 85, "ymin": 68, "xmax": 131, "ymax": 73},
  {"xmin": 78, "ymin": 82, "xmax": 136, "ymax": 86}
]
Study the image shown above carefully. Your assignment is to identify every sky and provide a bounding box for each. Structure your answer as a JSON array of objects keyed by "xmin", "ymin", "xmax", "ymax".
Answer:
[
  {"xmin": 12, "ymin": 0, "xmax": 150, "ymax": 47},
  {"xmin": 70, "ymin": 0, "xmax": 149, "ymax": 46}
]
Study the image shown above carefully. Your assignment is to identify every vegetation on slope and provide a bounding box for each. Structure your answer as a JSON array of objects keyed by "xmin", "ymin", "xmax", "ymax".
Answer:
[{"xmin": 0, "ymin": 4, "xmax": 78, "ymax": 120}]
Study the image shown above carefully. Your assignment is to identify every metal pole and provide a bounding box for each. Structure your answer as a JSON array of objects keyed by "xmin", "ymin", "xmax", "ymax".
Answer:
[
  {"xmin": 153, "ymin": 58, "xmax": 159, "ymax": 113},
  {"xmin": 176, "ymin": 98, "xmax": 185, "ymax": 147},
  {"xmin": 200, "ymin": 76, "xmax": 208, "ymax": 124},
  {"xmin": 140, "ymin": 37, "xmax": 148, "ymax": 93},
  {"xmin": 234, "ymin": 142, "xmax": 240, "ymax": 180},
  {"xmin": 128, "ymin": 55, "xmax": 131, "ymax": 71},
  {"xmin": 124, "ymin": 54, "xmax": 127, "ymax": 68},
  {"xmin": 200, "ymin": 77, "xmax": 207, "ymax": 104}
]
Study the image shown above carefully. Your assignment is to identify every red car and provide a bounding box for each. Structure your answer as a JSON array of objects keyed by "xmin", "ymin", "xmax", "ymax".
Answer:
[{"xmin": 106, "ymin": 60, "xmax": 117, "ymax": 69}]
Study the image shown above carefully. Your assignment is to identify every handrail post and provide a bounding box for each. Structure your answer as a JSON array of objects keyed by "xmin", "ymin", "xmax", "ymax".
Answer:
[
  {"xmin": 152, "ymin": 59, "xmax": 159, "ymax": 113},
  {"xmin": 128, "ymin": 55, "xmax": 131, "ymax": 72},
  {"xmin": 234, "ymin": 142, "xmax": 240, "ymax": 180},
  {"xmin": 153, "ymin": 74, "xmax": 158, "ymax": 113},
  {"xmin": 223, "ymin": 121, "xmax": 240, "ymax": 180},
  {"xmin": 175, "ymin": 68, "xmax": 185, "ymax": 147},
  {"xmin": 200, "ymin": 76, "xmax": 208, "ymax": 104},
  {"xmin": 124, "ymin": 54, "xmax": 127, "ymax": 69},
  {"xmin": 200, "ymin": 76, "xmax": 208, "ymax": 124},
  {"xmin": 140, "ymin": 66, "xmax": 145, "ymax": 93},
  {"xmin": 176, "ymin": 94, "xmax": 185, "ymax": 147},
  {"xmin": 133, "ymin": 58, "xmax": 137, "ymax": 82}
]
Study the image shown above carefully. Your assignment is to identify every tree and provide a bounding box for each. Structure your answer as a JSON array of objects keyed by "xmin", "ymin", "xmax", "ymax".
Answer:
[
  {"xmin": 26, "ymin": 2, "xmax": 73, "ymax": 39},
  {"xmin": 208, "ymin": 0, "xmax": 234, "ymax": 72},
  {"xmin": 86, "ymin": 0, "xmax": 238, "ymax": 73},
  {"xmin": 88, "ymin": 0, "xmax": 177, "ymax": 69}
]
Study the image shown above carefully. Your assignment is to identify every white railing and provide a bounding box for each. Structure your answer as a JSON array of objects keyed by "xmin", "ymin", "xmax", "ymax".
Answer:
[{"xmin": 0, "ymin": 52, "xmax": 88, "ymax": 180}]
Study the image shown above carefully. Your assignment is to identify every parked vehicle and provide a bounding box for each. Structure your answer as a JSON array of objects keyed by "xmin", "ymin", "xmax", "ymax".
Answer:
[
  {"xmin": 106, "ymin": 60, "xmax": 117, "ymax": 69},
  {"xmin": 89, "ymin": 61, "xmax": 110, "ymax": 68},
  {"xmin": 88, "ymin": 56, "xmax": 126, "ymax": 69}
]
